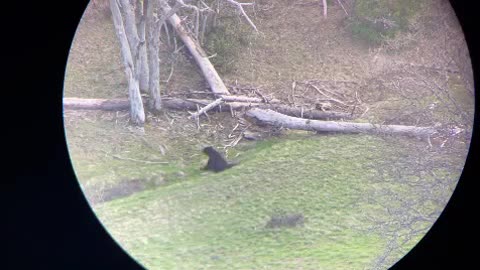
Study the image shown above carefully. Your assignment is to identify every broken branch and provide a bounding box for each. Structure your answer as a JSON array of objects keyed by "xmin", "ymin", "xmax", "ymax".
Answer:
[{"xmin": 189, "ymin": 97, "xmax": 224, "ymax": 119}]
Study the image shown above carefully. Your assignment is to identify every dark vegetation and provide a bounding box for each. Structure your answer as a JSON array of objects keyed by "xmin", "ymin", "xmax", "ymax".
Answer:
[
  {"xmin": 348, "ymin": 0, "xmax": 421, "ymax": 45},
  {"xmin": 265, "ymin": 212, "xmax": 305, "ymax": 229},
  {"xmin": 204, "ymin": 16, "xmax": 254, "ymax": 74}
]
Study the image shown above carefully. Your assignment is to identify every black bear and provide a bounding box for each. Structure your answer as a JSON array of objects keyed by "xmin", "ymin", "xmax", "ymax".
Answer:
[{"xmin": 202, "ymin": 146, "xmax": 237, "ymax": 172}]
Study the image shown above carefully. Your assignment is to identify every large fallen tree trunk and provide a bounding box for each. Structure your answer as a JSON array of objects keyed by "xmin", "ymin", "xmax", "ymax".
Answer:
[
  {"xmin": 64, "ymin": 98, "xmax": 439, "ymax": 136},
  {"xmin": 63, "ymin": 97, "xmax": 204, "ymax": 111},
  {"xmin": 246, "ymin": 108, "xmax": 438, "ymax": 137},
  {"xmin": 63, "ymin": 97, "xmax": 350, "ymax": 120},
  {"xmin": 160, "ymin": 2, "xmax": 230, "ymax": 95}
]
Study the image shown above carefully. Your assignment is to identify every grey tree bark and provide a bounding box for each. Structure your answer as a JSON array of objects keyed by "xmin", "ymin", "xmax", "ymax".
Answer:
[
  {"xmin": 146, "ymin": 0, "xmax": 162, "ymax": 111},
  {"xmin": 136, "ymin": 0, "xmax": 150, "ymax": 92},
  {"xmin": 109, "ymin": 0, "xmax": 145, "ymax": 125},
  {"xmin": 118, "ymin": 0, "xmax": 148, "ymax": 91}
]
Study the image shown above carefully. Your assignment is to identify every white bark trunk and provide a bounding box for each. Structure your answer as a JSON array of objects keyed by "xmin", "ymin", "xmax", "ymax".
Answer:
[
  {"xmin": 136, "ymin": 0, "xmax": 149, "ymax": 92},
  {"xmin": 110, "ymin": 0, "xmax": 145, "ymax": 125},
  {"xmin": 146, "ymin": 0, "xmax": 162, "ymax": 111},
  {"xmin": 118, "ymin": 0, "xmax": 149, "ymax": 92}
]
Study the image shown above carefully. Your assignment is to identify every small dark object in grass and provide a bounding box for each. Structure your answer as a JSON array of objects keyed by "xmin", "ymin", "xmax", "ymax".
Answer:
[
  {"xmin": 265, "ymin": 213, "xmax": 305, "ymax": 228},
  {"xmin": 202, "ymin": 146, "xmax": 237, "ymax": 172}
]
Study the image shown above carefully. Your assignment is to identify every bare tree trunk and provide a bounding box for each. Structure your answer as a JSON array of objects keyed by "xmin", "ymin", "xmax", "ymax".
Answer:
[
  {"xmin": 246, "ymin": 108, "xmax": 437, "ymax": 137},
  {"xmin": 160, "ymin": 1, "xmax": 230, "ymax": 95},
  {"xmin": 322, "ymin": 0, "xmax": 327, "ymax": 17},
  {"xmin": 136, "ymin": 0, "xmax": 150, "ymax": 92},
  {"xmin": 118, "ymin": 0, "xmax": 139, "ymax": 60},
  {"xmin": 110, "ymin": 0, "xmax": 145, "ymax": 125},
  {"xmin": 118, "ymin": 0, "xmax": 148, "ymax": 92},
  {"xmin": 146, "ymin": 0, "xmax": 162, "ymax": 111}
]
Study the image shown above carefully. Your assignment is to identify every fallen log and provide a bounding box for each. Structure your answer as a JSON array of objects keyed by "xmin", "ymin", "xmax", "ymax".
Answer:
[
  {"xmin": 63, "ymin": 98, "xmax": 131, "ymax": 111},
  {"xmin": 63, "ymin": 97, "xmax": 200, "ymax": 111},
  {"xmin": 160, "ymin": 2, "xmax": 230, "ymax": 95},
  {"xmin": 220, "ymin": 95, "xmax": 281, "ymax": 104},
  {"xmin": 258, "ymin": 104, "xmax": 351, "ymax": 120},
  {"xmin": 183, "ymin": 100, "xmax": 351, "ymax": 119},
  {"xmin": 63, "ymin": 97, "xmax": 350, "ymax": 120},
  {"xmin": 246, "ymin": 108, "xmax": 438, "ymax": 137}
]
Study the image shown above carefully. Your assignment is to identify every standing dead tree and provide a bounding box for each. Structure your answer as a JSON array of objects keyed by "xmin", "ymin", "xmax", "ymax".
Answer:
[
  {"xmin": 107, "ymin": 0, "xmax": 184, "ymax": 125},
  {"xmin": 107, "ymin": 0, "xmax": 258, "ymax": 125},
  {"xmin": 109, "ymin": 0, "xmax": 145, "ymax": 124},
  {"xmin": 145, "ymin": 0, "xmax": 162, "ymax": 111}
]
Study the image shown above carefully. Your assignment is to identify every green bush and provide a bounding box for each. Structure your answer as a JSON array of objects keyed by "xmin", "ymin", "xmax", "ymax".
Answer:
[
  {"xmin": 205, "ymin": 17, "xmax": 252, "ymax": 74},
  {"xmin": 348, "ymin": 0, "xmax": 421, "ymax": 45},
  {"xmin": 349, "ymin": 20, "xmax": 390, "ymax": 45}
]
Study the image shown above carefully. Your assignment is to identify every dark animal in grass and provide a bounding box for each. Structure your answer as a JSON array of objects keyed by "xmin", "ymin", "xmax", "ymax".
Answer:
[
  {"xmin": 265, "ymin": 213, "xmax": 305, "ymax": 228},
  {"xmin": 202, "ymin": 146, "xmax": 237, "ymax": 172}
]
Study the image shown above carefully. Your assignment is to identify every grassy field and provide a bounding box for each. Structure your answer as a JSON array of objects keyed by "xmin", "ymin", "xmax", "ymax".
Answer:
[{"xmin": 89, "ymin": 133, "xmax": 465, "ymax": 269}]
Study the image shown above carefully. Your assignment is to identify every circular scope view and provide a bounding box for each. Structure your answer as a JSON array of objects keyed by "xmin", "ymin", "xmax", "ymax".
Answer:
[{"xmin": 64, "ymin": 0, "xmax": 474, "ymax": 269}]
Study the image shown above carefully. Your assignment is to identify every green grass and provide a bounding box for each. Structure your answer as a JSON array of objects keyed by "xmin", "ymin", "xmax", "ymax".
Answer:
[
  {"xmin": 90, "ymin": 133, "xmax": 465, "ymax": 269},
  {"xmin": 65, "ymin": 111, "xmax": 237, "ymax": 190}
]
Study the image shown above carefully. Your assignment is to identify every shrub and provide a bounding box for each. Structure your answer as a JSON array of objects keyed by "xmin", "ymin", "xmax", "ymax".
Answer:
[
  {"xmin": 205, "ymin": 16, "xmax": 253, "ymax": 74},
  {"xmin": 348, "ymin": 0, "xmax": 421, "ymax": 45}
]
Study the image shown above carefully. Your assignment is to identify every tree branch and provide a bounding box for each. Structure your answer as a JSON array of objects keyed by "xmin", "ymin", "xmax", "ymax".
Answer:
[
  {"xmin": 223, "ymin": 0, "xmax": 258, "ymax": 32},
  {"xmin": 188, "ymin": 98, "xmax": 224, "ymax": 119}
]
